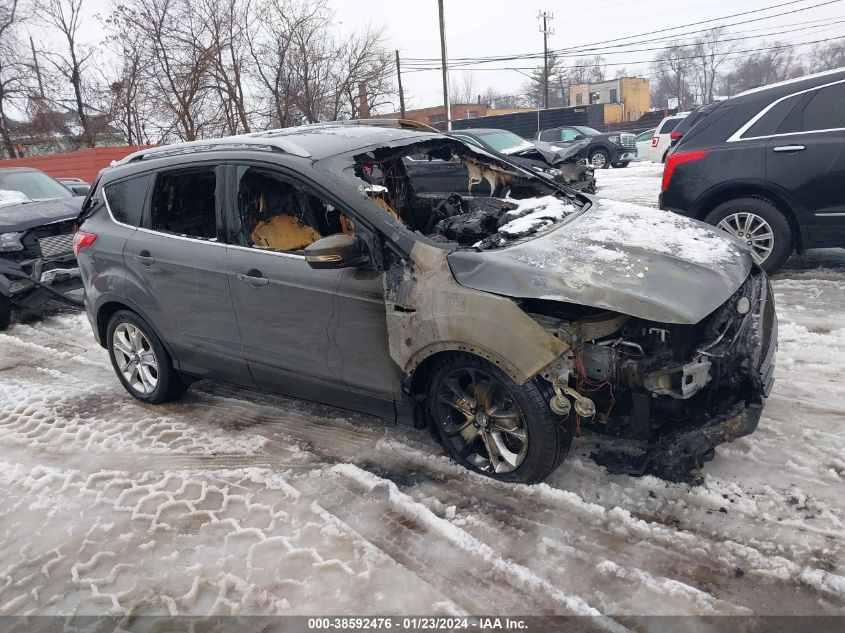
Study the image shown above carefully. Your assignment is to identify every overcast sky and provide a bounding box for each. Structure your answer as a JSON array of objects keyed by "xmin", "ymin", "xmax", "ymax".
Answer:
[{"xmin": 26, "ymin": 0, "xmax": 845, "ymax": 113}]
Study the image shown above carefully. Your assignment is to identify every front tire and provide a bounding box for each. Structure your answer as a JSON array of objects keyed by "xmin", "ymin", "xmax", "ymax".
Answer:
[
  {"xmin": 704, "ymin": 197, "xmax": 792, "ymax": 274},
  {"xmin": 106, "ymin": 310, "xmax": 188, "ymax": 404},
  {"xmin": 590, "ymin": 149, "xmax": 611, "ymax": 169},
  {"xmin": 427, "ymin": 354, "xmax": 572, "ymax": 484},
  {"xmin": 0, "ymin": 295, "xmax": 10, "ymax": 331}
]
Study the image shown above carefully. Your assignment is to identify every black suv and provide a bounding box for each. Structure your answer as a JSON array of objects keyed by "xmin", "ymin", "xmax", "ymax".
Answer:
[
  {"xmin": 75, "ymin": 121, "xmax": 776, "ymax": 484},
  {"xmin": 660, "ymin": 68, "xmax": 845, "ymax": 273},
  {"xmin": 536, "ymin": 125, "xmax": 637, "ymax": 168}
]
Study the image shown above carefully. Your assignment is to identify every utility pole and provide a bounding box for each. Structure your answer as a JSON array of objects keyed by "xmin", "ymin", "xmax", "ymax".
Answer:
[
  {"xmin": 395, "ymin": 50, "xmax": 406, "ymax": 119},
  {"xmin": 437, "ymin": 0, "xmax": 451, "ymax": 130},
  {"xmin": 30, "ymin": 36, "xmax": 45, "ymax": 100},
  {"xmin": 538, "ymin": 11, "xmax": 554, "ymax": 109}
]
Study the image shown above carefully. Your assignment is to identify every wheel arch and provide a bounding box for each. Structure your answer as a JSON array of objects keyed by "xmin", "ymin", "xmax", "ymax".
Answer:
[
  {"xmin": 693, "ymin": 184, "xmax": 805, "ymax": 253},
  {"xmin": 95, "ymin": 299, "xmax": 179, "ymax": 363}
]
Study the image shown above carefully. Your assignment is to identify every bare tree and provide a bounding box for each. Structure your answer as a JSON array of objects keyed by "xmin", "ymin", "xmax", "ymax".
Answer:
[
  {"xmin": 809, "ymin": 38, "xmax": 845, "ymax": 72},
  {"xmin": 36, "ymin": 0, "xmax": 97, "ymax": 146},
  {"xmin": 652, "ymin": 42, "xmax": 695, "ymax": 110},
  {"xmin": 451, "ymin": 71, "xmax": 477, "ymax": 104},
  {"xmin": 117, "ymin": 0, "xmax": 220, "ymax": 141},
  {"xmin": 0, "ymin": 0, "xmax": 25, "ymax": 156},
  {"xmin": 691, "ymin": 28, "xmax": 733, "ymax": 103},
  {"xmin": 330, "ymin": 25, "xmax": 394, "ymax": 119},
  {"xmin": 101, "ymin": 8, "xmax": 153, "ymax": 145},
  {"xmin": 719, "ymin": 42, "xmax": 802, "ymax": 96},
  {"xmin": 200, "ymin": 0, "xmax": 253, "ymax": 134}
]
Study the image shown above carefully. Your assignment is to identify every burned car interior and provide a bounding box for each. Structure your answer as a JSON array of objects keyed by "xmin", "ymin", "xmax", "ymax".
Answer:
[{"xmin": 346, "ymin": 139, "xmax": 581, "ymax": 249}]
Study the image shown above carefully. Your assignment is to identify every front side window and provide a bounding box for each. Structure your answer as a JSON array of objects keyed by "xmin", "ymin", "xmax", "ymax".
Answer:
[
  {"xmin": 559, "ymin": 128, "xmax": 579, "ymax": 141},
  {"xmin": 149, "ymin": 167, "xmax": 218, "ymax": 240},
  {"xmin": 233, "ymin": 167, "xmax": 354, "ymax": 253},
  {"xmin": 105, "ymin": 174, "xmax": 151, "ymax": 227},
  {"xmin": 573, "ymin": 126, "xmax": 601, "ymax": 137}
]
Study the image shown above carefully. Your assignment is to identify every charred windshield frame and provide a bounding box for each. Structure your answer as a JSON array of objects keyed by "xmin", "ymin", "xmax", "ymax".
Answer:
[{"xmin": 314, "ymin": 136, "xmax": 588, "ymax": 252}]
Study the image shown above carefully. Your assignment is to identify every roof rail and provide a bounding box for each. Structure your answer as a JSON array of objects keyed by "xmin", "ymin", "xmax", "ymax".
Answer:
[
  {"xmin": 339, "ymin": 118, "xmax": 439, "ymax": 132},
  {"xmin": 117, "ymin": 133, "xmax": 312, "ymax": 165}
]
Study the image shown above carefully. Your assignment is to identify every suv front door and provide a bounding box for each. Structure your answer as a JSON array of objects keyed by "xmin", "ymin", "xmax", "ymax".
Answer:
[
  {"xmin": 764, "ymin": 80, "xmax": 845, "ymax": 245},
  {"xmin": 123, "ymin": 163, "xmax": 252, "ymax": 386},
  {"xmin": 223, "ymin": 163, "xmax": 400, "ymax": 417}
]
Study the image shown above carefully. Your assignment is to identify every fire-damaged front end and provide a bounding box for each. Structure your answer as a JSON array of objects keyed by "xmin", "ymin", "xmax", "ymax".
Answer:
[
  {"xmin": 317, "ymin": 127, "xmax": 776, "ymax": 483},
  {"xmin": 518, "ymin": 272, "xmax": 777, "ymax": 481}
]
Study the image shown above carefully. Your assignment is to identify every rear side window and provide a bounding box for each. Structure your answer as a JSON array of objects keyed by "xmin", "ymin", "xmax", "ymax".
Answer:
[
  {"xmin": 538, "ymin": 129, "xmax": 557, "ymax": 141},
  {"xmin": 743, "ymin": 94, "xmax": 801, "ymax": 138},
  {"xmin": 149, "ymin": 168, "xmax": 219, "ymax": 240},
  {"xmin": 658, "ymin": 118, "xmax": 681, "ymax": 134},
  {"xmin": 779, "ymin": 82, "xmax": 845, "ymax": 134},
  {"xmin": 104, "ymin": 174, "xmax": 151, "ymax": 227}
]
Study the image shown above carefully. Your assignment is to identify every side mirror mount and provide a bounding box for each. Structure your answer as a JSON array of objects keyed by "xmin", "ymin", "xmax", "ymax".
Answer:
[
  {"xmin": 304, "ymin": 233, "xmax": 369, "ymax": 270},
  {"xmin": 573, "ymin": 134, "xmax": 585, "ymax": 141}
]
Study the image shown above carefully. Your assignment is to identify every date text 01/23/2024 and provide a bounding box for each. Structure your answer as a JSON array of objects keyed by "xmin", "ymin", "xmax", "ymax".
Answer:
[{"xmin": 306, "ymin": 617, "xmax": 529, "ymax": 630}]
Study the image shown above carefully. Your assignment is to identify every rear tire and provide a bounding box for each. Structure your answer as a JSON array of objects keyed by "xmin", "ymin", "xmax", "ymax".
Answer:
[
  {"xmin": 426, "ymin": 353, "xmax": 572, "ymax": 484},
  {"xmin": 0, "ymin": 295, "xmax": 10, "ymax": 331},
  {"xmin": 107, "ymin": 310, "xmax": 188, "ymax": 404},
  {"xmin": 704, "ymin": 197, "xmax": 792, "ymax": 274}
]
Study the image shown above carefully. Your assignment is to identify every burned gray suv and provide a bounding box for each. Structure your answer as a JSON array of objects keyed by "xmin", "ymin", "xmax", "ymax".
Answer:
[{"xmin": 76, "ymin": 121, "xmax": 777, "ymax": 484}]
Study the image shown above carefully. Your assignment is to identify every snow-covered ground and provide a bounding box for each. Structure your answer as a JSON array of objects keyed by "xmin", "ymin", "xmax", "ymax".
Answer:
[{"xmin": 1, "ymin": 163, "xmax": 843, "ymax": 620}]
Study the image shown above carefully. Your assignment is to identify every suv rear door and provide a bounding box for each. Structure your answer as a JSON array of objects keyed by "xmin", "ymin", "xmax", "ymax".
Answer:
[
  {"xmin": 763, "ymin": 79, "xmax": 845, "ymax": 244},
  {"xmin": 123, "ymin": 163, "xmax": 252, "ymax": 386}
]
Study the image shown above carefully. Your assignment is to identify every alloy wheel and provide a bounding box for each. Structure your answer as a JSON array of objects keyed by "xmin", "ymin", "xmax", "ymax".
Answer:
[
  {"xmin": 434, "ymin": 367, "xmax": 528, "ymax": 474},
  {"xmin": 716, "ymin": 212, "xmax": 775, "ymax": 265},
  {"xmin": 112, "ymin": 322, "xmax": 159, "ymax": 394},
  {"xmin": 590, "ymin": 152, "xmax": 607, "ymax": 168}
]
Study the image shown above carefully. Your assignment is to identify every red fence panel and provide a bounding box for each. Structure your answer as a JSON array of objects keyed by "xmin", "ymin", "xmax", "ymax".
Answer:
[{"xmin": 0, "ymin": 146, "xmax": 157, "ymax": 183}]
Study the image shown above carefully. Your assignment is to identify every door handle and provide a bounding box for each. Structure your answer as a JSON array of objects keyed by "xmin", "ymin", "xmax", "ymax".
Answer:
[
  {"xmin": 236, "ymin": 270, "xmax": 269, "ymax": 286},
  {"xmin": 773, "ymin": 145, "xmax": 805, "ymax": 153},
  {"xmin": 133, "ymin": 250, "xmax": 155, "ymax": 266}
]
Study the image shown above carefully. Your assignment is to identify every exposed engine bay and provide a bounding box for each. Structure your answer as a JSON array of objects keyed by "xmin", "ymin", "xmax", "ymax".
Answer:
[
  {"xmin": 349, "ymin": 139, "xmax": 583, "ymax": 249},
  {"xmin": 525, "ymin": 272, "xmax": 774, "ymax": 481}
]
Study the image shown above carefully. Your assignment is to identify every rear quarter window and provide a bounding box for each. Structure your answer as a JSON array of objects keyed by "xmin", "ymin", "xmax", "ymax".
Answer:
[
  {"xmin": 104, "ymin": 174, "xmax": 152, "ymax": 227},
  {"xmin": 658, "ymin": 118, "xmax": 682, "ymax": 134},
  {"xmin": 779, "ymin": 81, "xmax": 845, "ymax": 134}
]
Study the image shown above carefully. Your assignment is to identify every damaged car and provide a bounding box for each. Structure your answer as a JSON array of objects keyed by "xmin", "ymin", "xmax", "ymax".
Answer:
[
  {"xmin": 448, "ymin": 128, "xmax": 596, "ymax": 193},
  {"xmin": 75, "ymin": 121, "xmax": 777, "ymax": 484},
  {"xmin": 0, "ymin": 167, "xmax": 84, "ymax": 331}
]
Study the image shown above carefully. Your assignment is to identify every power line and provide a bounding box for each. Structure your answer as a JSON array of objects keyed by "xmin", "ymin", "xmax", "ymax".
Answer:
[
  {"xmin": 399, "ymin": 35, "xmax": 844, "ymax": 74},
  {"xmin": 403, "ymin": 0, "xmax": 842, "ymax": 66},
  {"xmin": 402, "ymin": 19, "xmax": 845, "ymax": 71}
]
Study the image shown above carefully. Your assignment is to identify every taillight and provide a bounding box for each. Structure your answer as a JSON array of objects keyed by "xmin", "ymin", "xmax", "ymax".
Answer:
[
  {"xmin": 651, "ymin": 136, "xmax": 659, "ymax": 147},
  {"xmin": 73, "ymin": 230, "xmax": 97, "ymax": 257},
  {"xmin": 670, "ymin": 131, "xmax": 682, "ymax": 140},
  {"xmin": 662, "ymin": 150, "xmax": 708, "ymax": 192}
]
